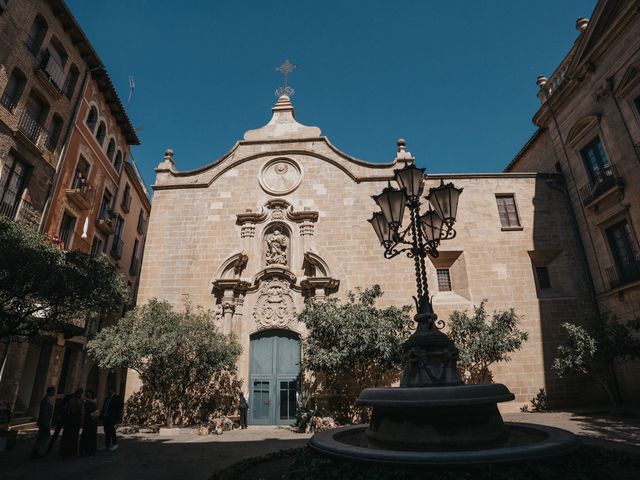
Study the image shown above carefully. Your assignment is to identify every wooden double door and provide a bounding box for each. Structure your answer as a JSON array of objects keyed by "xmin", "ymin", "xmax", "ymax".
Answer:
[{"xmin": 249, "ymin": 330, "xmax": 300, "ymax": 425}]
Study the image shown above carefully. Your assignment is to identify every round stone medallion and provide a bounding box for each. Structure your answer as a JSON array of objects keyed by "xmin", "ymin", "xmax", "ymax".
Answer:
[{"xmin": 259, "ymin": 158, "xmax": 302, "ymax": 195}]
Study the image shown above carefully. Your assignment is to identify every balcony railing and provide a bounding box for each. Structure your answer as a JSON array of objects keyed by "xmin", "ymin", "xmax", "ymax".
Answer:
[
  {"xmin": 96, "ymin": 207, "xmax": 115, "ymax": 235},
  {"xmin": 0, "ymin": 199, "xmax": 18, "ymax": 220},
  {"xmin": 38, "ymin": 51, "xmax": 65, "ymax": 92},
  {"xmin": 65, "ymin": 180, "xmax": 95, "ymax": 210},
  {"xmin": 578, "ymin": 165, "xmax": 623, "ymax": 206},
  {"xmin": 110, "ymin": 237, "xmax": 124, "ymax": 259},
  {"xmin": 18, "ymin": 108, "xmax": 46, "ymax": 145},
  {"xmin": 605, "ymin": 261, "xmax": 640, "ymax": 290},
  {"xmin": 0, "ymin": 92, "xmax": 17, "ymax": 113}
]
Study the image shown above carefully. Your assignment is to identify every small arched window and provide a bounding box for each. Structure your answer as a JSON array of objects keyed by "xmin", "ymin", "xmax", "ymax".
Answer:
[
  {"xmin": 95, "ymin": 121, "xmax": 106, "ymax": 146},
  {"xmin": 106, "ymin": 138, "xmax": 115, "ymax": 161},
  {"xmin": 86, "ymin": 106, "xmax": 97, "ymax": 132},
  {"xmin": 27, "ymin": 14, "xmax": 48, "ymax": 56},
  {"xmin": 113, "ymin": 150, "xmax": 123, "ymax": 172}
]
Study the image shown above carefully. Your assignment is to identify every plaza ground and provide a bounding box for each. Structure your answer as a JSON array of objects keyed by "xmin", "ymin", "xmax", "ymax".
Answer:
[{"xmin": 1, "ymin": 410, "xmax": 639, "ymax": 480}]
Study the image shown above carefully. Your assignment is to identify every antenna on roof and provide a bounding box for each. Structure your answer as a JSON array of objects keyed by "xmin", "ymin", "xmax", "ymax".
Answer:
[{"xmin": 128, "ymin": 76, "xmax": 135, "ymax": 104}]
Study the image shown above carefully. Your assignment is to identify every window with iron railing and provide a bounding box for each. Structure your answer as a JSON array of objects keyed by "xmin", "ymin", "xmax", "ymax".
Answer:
[
  {"xmin": 121, "ymin": 183, "xmax": 131, "ymax": 212},
  {"xmin": 110, "ymin": 215, "xmax": 125, "ymax": 259},
  {"xmin": 71, "ymin": 156, "xmax": 90, "ymax": 190},
  {"xmin": 0, "ymin": 152, "xmax": 28, "ymax": 220},
  {"xmin": 18, "ymin": 108, "xmax": 46, "ymax": 144},
  {"xmin": 606, "ymin": 220, "xmax": 640, "ymax": 288},
  {"xmin": 39, "ymin": 49, "xmax": 66, "ymax": 92},
  {"xmin": 90, "ymin": 236, "xmax": 103, "ymax": 257},
  {"xmin": 62, "ymin": 64, "xmax": 79, "ymax": 100},
  {"xmin": 580, "ymin": 137, "xmax": 609, "ymax": 182},
  {"xmin": 59, "ymin": 212, "xmax": 76, "ymax": 250},
  {"xmin": 1, "ymin": 69, "xmax": 26, "ymax": 114},
  {"xmin": 45, "ymin": 115, "xmax": 63, "ymax": 152}
]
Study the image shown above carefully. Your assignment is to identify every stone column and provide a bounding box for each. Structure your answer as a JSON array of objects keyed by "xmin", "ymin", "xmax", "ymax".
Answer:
[{"xmin": 221, "ymin": 294, "xmax": 236, "ymax": 335}]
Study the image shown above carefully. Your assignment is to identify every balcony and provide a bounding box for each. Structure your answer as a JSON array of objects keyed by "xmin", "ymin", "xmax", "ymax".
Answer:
[
  {"xmin": 0, "ymin": 92, "xmax": 17, "ymax": 114},
  {"xmin": 129, "ymin": 256, "xmax": 140, "ymax": 276},
  {"xmin": 96, "ymin": 209, "xmax": 115, "ymax": 235},
  {"xmin": 605, "ymin": 261, "xmax": 640, "ymax": 290},
  {"xmin": 110, "ymin": 237, "xmax": 124, "ymax": 260},
  {"xmin": 65, "ymin": 180, "xmax": 95, "ymax": 210},
  {"xmin": 35, "ymin": 51, "xmax": 65, "ymax": 98},
  {"xmin": 17, "ymin": 108, "xmax": 47, "ymax": 148},
  {"xmin": 578, "ymin": 165, "xmax": 624, "ymax": 207}
]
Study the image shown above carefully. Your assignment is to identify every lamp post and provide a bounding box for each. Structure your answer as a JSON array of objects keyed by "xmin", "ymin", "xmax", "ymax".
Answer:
[{"xmin": 369, "ymin": 160, "xmax": 464, "ymax": 387}]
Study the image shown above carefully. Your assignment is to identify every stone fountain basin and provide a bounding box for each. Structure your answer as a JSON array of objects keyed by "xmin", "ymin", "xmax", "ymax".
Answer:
[
  {"xmin": 309, "ymin": 422, "xmax": 580, "ymax": 465},
  {"xmin": 357, "ymin": 384, "xmax": 515, "ymax": 407}
]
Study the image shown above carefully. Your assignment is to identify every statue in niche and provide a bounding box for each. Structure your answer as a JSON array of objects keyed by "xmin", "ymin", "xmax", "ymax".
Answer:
[{"xmin": 265, "ymin": 228, "xmax": 288, "ymax": 266}]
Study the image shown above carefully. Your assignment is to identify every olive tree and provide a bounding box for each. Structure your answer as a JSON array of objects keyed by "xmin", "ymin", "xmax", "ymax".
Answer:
[
  {"xmin": 449, "ymin": 301, "xmax": 528, "ymax": 384},
  {"xmin": 87, "ymin": 299, "xmax": 241, "ymax": 427},
  {"xmin": 553, "ymin": 316, "xmax": 640, "ymax": 410},
  {"xmin": 299, "ymin": 285, "xmax": 413, "ymax": 422}
]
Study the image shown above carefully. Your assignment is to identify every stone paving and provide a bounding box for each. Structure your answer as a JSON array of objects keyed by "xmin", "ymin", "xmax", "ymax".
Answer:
[{"xmin": 0, "ymin": 411, "xmax": 639, "ymax": 480}]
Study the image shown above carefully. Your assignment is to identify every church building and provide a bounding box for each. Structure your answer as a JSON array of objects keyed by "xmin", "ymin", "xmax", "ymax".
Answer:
[{"xmin": 131, "ymin": 94, "xmax": 598, "ymax": 424}]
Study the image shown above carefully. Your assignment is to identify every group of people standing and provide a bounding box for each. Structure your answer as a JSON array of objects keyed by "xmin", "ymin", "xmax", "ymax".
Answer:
[{"xmin": 31, "ymin": 385, "xmax": 123, "ymax": 459}]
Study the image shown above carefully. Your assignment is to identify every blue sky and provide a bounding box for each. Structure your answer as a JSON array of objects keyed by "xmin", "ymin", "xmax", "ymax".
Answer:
[{"xmin": 66, "ymin": 0, "xmax": 596, "ymax": 188}]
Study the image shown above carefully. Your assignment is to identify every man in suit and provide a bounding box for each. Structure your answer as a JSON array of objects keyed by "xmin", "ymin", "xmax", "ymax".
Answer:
[
  {"xmin": 31, "ymin": 386, "xmax": 55, "ymax": 459},
  {"xmin": 100, "ymin": 386, "xmax": 123, "ymax": 451}
]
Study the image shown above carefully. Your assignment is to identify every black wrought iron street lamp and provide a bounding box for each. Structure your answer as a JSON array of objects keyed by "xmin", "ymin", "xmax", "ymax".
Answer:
[{"xmin": 369, "ymin": 159, "xmax": 464, "ymax": 387}]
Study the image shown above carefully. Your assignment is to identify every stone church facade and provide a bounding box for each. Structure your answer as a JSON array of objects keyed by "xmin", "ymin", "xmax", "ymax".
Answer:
[{"xmin": 131, "ymin": 94, "xmax": 599, "ymax": 423}]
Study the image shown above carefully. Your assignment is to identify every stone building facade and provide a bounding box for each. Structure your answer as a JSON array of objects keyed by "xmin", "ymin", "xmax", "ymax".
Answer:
[
  {"xmin": 134, "ymin": 95, "xmax": 597, "ymax": 424},
  {"xmin": 0, "ymin": 0, "xmax": 149, "ymax": 423},
  {"xmin": 506, "ymin": 0, "xmax": 640, "ymax": 401},
  {"xmin": 0, "ymin": 0, "xmax": 99, "ymax": 228}
]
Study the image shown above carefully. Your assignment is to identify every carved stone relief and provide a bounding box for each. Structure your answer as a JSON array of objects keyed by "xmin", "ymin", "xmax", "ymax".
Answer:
[
  {"xmin": 258, "ymin": 158, "xmax": 302, "ymax": 195},
  {"xmin": 252, "ymin": 278, "xmax": 297, "ymax": 330},
  {"xmin": 264, "ymin": 226, "xmax": 289, "ymax": 266}
]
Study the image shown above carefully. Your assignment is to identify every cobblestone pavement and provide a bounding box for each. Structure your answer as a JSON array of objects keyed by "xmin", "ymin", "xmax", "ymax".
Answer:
[{"xmin": 1, "ymin": 411, "xmax": 639, "ymax": 480}]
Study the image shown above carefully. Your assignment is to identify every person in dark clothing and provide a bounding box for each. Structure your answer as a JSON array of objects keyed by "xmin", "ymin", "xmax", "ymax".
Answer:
[
  {"xmin": 59, "ymin": 388, "xmax": 83, "ymax": 457},
  {"xmin": 47, "ymin": 393, "xmax": 74, "ymax": 454},
  {"xmin": 31, "ymin": 386, "xmax": 55, "ymax": 459},
  {"xmin": 239, "ymin": 393, "xmax": 249, "ymax": 429},
  {"xmin": 79, "ymin": 389, "xmax": 98, "ymax": 456},
  {"xmin": 100, "ymin": 386, "xmax": 123, "ymax": 451}
]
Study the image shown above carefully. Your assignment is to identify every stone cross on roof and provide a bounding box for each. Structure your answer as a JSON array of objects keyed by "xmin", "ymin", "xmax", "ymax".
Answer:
[{"xmin": 275, "ymin": 60, "xmax": 296, "ymax": 97}]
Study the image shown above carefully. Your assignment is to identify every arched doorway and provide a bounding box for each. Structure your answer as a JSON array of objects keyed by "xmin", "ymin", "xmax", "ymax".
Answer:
[{"xmin": 249, "ymin": 329, "xmax": 300, "ymax": 425}]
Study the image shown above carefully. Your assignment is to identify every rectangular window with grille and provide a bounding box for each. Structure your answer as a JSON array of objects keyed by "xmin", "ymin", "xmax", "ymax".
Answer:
[
  {"xmin": 606, "ymin": 220, "xmax": 640, "ymax": 286},
  {"xmin": 496, "ymin": 194, "xmax": 521, "ymax": 228},
  {"xmin": 436, "ymin": 268, "xmax": 452, "ymax": 292},
  {"xmin": 535, "ymin": 266, "xmax": 552, "ymax": 289}
]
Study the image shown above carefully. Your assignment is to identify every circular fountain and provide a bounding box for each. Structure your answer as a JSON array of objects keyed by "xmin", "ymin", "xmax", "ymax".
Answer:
[
  {"xmin": 310, "ymin": 162, "xmax": 580, "ymax": 465},
  {"xmin": 309, "ymin": 311, "xmax": 580, "ymax": 464}
]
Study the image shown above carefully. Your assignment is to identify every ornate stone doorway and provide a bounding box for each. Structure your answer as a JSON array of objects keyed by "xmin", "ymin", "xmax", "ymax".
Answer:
[{"xmin": 249, "ymin": 329, "xmax": 300, "ymax": 425}]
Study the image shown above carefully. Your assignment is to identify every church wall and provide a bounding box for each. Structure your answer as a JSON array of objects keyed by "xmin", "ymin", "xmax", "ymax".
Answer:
[{"xmin": 135, "ymin": 139, "xmax": 595, "ymax": 409}]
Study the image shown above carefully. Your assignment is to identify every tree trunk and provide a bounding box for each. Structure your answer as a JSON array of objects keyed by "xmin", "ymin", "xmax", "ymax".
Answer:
[{"xmin": 165, "ymin": 404, "xmax": 174, "ymax": 428}]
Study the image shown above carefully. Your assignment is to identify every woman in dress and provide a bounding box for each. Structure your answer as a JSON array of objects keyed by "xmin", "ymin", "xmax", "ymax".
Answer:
[
  {"xmin": 59, "ymin": 388, "xmax": 83, "ymax": 457},
  {"xmin": 79, "ymin": 389, "xmax": 98, "ymax": 456}
]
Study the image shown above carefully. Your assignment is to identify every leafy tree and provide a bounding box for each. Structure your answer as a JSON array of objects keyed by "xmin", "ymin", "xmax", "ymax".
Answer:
[
  {"xmin": 0, "ymin": 216, "xmax": 129, "ymax": 341},
  {"xmin": 88, "ymin": 299, "xmax": 242, "ymax": 427},
  {"xmin": 299, "ymin": 285, "xmax": 413, "ymax": 422},
  {"xmin": 553, "ymin": 316, "xmax": 640, "ymax": 410},
  {"xmin": 449, "ymin": 301, "xmax": 528, "ymax": 384}
]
